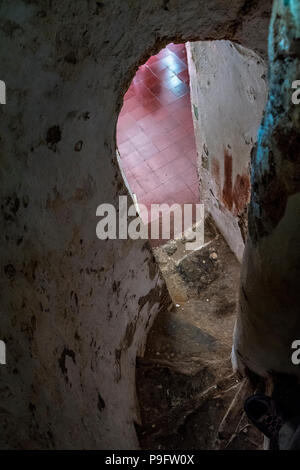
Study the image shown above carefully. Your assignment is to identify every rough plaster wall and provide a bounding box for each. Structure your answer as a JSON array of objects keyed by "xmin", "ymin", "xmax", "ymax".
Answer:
[
  {"xmin": 187, "ymin": 40, "xmax": 268, "ymax": 262},
  {"xmin": 234, "ymin": 0, "xmax": 300, "ymax": 378},
  {"xmin": 0, "ymin": 0, "xmax": 271, "ymax": 450}
]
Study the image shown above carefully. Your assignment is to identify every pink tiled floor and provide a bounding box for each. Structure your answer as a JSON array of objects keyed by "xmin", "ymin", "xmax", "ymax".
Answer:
[{"xmin": 117, "ymin": 43, "xmax": 199, "ymax": 226}]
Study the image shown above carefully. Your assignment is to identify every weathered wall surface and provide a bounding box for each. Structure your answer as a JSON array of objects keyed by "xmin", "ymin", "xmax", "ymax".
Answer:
[
  {"xmin": 0, "ymin": 0, "xmax": 271, "ymax": 449},
  {"xmin": 187, "ymin": 40, "xmax": 268, "ymax": 261},
  {"xmin": 234, "ymin": 0, "xmax": 300, "ymax": 378}
]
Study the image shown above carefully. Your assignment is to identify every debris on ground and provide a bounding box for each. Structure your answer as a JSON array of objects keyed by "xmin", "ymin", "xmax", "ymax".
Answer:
[{"xmin": 136, "ymin": 217, "xmax": 264, "ymax": 450}]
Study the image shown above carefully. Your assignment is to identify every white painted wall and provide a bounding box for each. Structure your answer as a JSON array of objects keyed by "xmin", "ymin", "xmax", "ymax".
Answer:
[{"xmin": 187, "ymin": 40, "xmax": 268, "ymax": 261}]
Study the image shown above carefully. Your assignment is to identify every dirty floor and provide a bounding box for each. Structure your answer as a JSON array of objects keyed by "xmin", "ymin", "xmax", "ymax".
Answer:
[{"xmin": 135, "ymin": 218, "xmax": 264, "ymax": 450}]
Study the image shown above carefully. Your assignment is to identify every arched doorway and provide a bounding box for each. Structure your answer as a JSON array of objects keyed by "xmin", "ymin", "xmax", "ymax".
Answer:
[{"xmin": 116, "ymin": 38, "xmax": 268, "ymax": 450}]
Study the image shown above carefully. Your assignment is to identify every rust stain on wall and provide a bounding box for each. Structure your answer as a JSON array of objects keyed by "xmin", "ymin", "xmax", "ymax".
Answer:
[
  {"xmin": 233, "ymin": 173, "xmax": 250, "ymax": 214},
  {"xmin": 220, "ymin": 149, "xmax": 250, "ymax": 216},
  {"xmin": 211, "ymin": 157, "xmax": 221, "ymax": 197},
  {"xmin": 222, "ymin": 150, "xmax": 233, "ymax": 210}
]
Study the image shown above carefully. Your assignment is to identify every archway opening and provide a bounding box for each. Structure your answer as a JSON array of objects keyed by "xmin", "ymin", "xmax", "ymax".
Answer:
[
  {"xmin": 116, "ymin": 39, "xmax": 268, "ymax": 450},
  {"xmin": 117, "ymin": 42, "xmax": 199, "ymax": 248}
]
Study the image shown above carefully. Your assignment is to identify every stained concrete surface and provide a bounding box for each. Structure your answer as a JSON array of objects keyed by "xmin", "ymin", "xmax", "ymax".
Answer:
[
  {"xmin": 136, "ymin": 218, "xmax": 264, "ymax": 450},
  {"xmin": 187, "ymin": 40, "xmax": 268, "ymax": 262}
]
